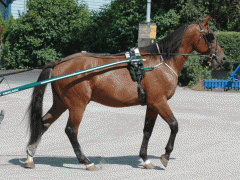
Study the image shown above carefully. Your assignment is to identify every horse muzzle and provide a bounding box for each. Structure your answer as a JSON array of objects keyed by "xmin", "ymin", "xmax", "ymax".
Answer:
[{"xmin": 210, "ymin": 55, "xmax": 227, "ymax": 70}]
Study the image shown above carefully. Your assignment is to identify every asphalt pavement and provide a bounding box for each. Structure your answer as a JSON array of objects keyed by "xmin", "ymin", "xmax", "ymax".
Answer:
[{"xmin": 0, "ymin": 70, "xmax": 240, "ymax": 179}]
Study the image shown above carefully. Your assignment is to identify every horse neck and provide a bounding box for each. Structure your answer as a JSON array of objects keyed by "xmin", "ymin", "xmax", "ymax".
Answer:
[{"xmin": 165, "ymin": 38, "xmax": 194, "ymax": 76}]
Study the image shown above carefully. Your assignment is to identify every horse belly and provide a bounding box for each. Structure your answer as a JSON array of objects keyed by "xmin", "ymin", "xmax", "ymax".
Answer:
[{"xmin": 91, "ymin": 72, "xmax": 139, "ymax": 107}]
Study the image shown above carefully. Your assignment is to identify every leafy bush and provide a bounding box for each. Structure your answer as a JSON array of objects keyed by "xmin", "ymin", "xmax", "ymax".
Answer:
[
  {"xmin": 0, "ymin": 14, "xmax": 16, "ymax": 46},
  {"xmin": 178, "ymin": 53, "xmax": 212, "ymax": 86},
  {"xmin": 1, "ymin": 0, "xmax": 91, "ymax": 69}
]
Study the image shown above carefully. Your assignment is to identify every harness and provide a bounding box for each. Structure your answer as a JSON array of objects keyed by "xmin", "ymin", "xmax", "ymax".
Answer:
[
  {"xmin": 155, "ymin": 43, "xmax": 178, "ymax": 77},
  {"xmin": 126, "ymin": 48, "xmax": 146, "ymax": 106}
]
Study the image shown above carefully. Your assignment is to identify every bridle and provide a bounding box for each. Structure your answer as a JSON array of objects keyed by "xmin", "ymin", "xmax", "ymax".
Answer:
[{"xmin": 198, "ymin": 22, "xmax": 219, "ymax": 63}]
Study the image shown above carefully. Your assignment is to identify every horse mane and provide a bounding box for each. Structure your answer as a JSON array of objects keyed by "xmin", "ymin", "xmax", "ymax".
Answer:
[{"xmin": 139, "ymin": 24, "xmax": 189, "ymax": 61}]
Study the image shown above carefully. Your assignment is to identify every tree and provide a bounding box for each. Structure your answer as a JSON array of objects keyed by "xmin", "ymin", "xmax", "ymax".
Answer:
[
  {"xmin": 152, "ymin": 0, "xmax": 240, "ymax": 31},
  {"xmin": 82, "ymin": 0, "xmax": 147, "ymax": 53},
  {"xmin": 209, "ymin": 0, "xmax": 240, "ymax": 31}
]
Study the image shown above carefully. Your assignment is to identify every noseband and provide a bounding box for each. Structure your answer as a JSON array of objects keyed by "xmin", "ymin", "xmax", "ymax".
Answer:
[{"xmin": 198, "ymin": 22, "xmax": 219, "ymax": 63}]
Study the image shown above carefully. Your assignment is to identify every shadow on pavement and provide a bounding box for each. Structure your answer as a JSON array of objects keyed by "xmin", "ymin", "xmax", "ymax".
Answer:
[{"xmin": 8, "ymin": 155, "xmax": 173, "ymax": 170}]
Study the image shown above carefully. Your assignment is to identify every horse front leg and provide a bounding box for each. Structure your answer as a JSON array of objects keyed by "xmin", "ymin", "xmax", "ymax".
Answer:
[
  {"xmin": 155, "ymin": 100, "xmax": 179, "ymax": 168},
  {"xmin": 139, "ymin": 106, "xmax": 158, "ymax": 169}
]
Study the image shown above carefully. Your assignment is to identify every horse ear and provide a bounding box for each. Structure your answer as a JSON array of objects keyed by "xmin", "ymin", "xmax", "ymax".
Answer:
[{"xmin": 202, "ymin": 16, "xmax": 210, "ymax": 26}]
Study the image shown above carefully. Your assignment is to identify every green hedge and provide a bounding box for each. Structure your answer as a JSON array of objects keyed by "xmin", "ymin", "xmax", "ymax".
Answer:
[{"xmin": 216, "ymin": 32, "xmax": 240, "ymax": 71}]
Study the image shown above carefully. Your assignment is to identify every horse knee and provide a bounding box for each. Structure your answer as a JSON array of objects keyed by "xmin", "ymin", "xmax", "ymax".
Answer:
[
  {"xmin": 142, "ymin": 131, "xmax": 151, "ymax": 140},
  {"xmin": 65, "ymin": 123, "xmax": 78, "ymax": 140}
]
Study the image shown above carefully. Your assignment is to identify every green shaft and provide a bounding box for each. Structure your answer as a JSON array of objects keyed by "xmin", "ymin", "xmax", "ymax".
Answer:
[{"xmin": 0, "ymin": 59, "xmax": 144, "ymax": 97}]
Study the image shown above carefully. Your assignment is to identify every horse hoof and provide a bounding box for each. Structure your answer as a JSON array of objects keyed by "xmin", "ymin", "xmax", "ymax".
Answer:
[
  {"xmin": 25, "ymin": 161, "xmax": 35, "ymax": 169},
  {"xmin": 160, "ymin": 154, "xmax": 169, "ymax": 168},
  {"xmin": 143, "ymin": 161, "xmax": 155, "ymax": 169},
  {"xmin": 86, "ymin": 163, "xmax": 99, "ymax": 171}
]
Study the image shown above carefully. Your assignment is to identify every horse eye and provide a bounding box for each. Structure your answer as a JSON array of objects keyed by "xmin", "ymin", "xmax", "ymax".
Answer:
[{"xmin": 206, "ymin": 33, "xmax": 215, "ymax": 43}]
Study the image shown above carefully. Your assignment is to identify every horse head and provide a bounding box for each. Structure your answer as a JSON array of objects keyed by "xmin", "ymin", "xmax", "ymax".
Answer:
[{"xmin": 192, "ymin": 16, "xmax": 227, "ymax": 69}]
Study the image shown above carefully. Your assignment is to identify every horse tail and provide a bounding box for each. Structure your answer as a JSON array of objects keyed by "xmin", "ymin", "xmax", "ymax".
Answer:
[{"xmin": 28, "ymin": 65, "xmax": 53, "ymax": 145}]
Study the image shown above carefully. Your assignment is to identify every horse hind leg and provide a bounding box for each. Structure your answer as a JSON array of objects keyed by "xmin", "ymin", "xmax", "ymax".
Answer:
[
  {"xmin": 25, "ymin": 93, "xmax": 67, "ymax": 168},
  {"xmin": 65, "ymin": 107, "xmax": 98, "ymax": 171}
]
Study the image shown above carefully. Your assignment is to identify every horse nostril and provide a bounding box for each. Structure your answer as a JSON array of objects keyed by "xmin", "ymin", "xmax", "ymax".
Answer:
[{"xmin": 223, "ymin": 57, "xmax": 227, "ymax": 61}]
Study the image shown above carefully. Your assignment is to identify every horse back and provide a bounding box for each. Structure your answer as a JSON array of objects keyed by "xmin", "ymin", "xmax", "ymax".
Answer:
[{"xmin": 51, "ymin": 53, "xmax": 140, "ymax": 107}]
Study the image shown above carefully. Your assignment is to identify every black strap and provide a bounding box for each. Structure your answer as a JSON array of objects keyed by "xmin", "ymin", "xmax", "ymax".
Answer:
[{"xmin": 129, "ymin": 49, "xmax": 146, "ymax": 105}]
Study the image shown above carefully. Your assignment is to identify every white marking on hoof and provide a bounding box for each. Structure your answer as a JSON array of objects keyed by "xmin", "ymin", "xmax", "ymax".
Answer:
[
  {"xmin": 26, "ymin": 155, "xmax": 33, "ymax": 162},
  {"xmin": 25, "ymin": 153, "xmax": 35, "ymax": 168},
  {"xmin": 86, "ymin": 163, "xmax": 94, "ymax": 168},
  {"xmin": 143, "ymin": 160, "xmax": 155, "ymax": 169},
  {"xmin": 25, "ymin": 161, "xmax": 35, "ymax": 169},
  {"xmin": 86, "ymin": 163, "xmax": 99, "ymax": 171},
  {"xmin": 144, "ymin": 160, "xmax": 151, "ymax": 165}
]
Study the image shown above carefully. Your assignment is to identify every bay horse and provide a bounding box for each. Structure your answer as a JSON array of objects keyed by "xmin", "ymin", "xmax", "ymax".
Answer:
[{"xmin": 25, "ymin": 16, "xmax": 226, "ymax": 170}]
